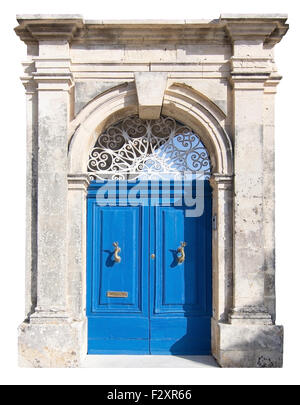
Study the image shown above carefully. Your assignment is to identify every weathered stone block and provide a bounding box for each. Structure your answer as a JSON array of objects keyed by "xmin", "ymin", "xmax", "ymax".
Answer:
[
  {"xmin": 212, "ymin": 320, "xmax": 283, "ymax": 368},
  {"xmin": 18, "ymin": 319, "xmax": 87, "ymax": 368},
  {"xmin": 134, "ymin": 72, "xmax": 167, "ymax": 119},
  {"xmin": 75, "ymin": 80, "xmax": 126, "ymax": 115}
]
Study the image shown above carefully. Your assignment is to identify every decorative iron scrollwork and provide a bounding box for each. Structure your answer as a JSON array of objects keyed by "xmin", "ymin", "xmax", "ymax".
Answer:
[{"xmin": 87, "ymin": 115, "xmax": 211, "ymax": 180}]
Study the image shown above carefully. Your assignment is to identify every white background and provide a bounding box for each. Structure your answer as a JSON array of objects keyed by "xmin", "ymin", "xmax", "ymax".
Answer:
[{"xmin": 0, "ymin": 0, "xmax": 299, "ymax": 385}]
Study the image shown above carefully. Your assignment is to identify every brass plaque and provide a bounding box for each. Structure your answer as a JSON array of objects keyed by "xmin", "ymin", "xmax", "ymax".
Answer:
[{"xmin": 106, "ymin": 291, "xmax": 128, "ymax": 298}]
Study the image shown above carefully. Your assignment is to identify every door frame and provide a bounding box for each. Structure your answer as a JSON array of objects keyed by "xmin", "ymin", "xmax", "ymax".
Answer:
[{"xmin": 67, "ymin": 84, "xmax": 234, "ymax": 359}]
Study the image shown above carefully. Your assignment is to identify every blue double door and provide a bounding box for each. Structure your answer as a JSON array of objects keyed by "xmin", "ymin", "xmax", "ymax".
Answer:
[{"xmin": 87, "ymin": 181, "xmax": 212, "ymax": 354}]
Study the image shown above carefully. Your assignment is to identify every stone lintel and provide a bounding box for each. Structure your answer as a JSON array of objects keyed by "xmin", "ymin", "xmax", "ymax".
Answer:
[
  {"xmin": 134, "ymin": 72, "xmax": 168, "ymax": 120},
  {"xmin": 15, "ymin": 15, "xmax": 288, "ymax": 46}
]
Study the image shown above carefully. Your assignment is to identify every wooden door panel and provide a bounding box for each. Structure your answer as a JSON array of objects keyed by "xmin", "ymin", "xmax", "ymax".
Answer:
[
  {"xmin": 150, "ymin": 183, "xmax": 212, "ymax": 354},
  {"xmin": 87, "ymin": 191, "xmax": 149, "ymax": 354},
  {"xmin": 93, "ymin": 205, "xmax": 142, "ymax": 312}
]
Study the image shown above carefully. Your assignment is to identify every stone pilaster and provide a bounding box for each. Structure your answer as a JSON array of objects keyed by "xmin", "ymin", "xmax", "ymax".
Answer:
[
  {"xmin": 263, "ymin": 75, "xmax": 281, "ymax": 322},
  {"xmin": 212, "ymin": 16, "xmax": 285, "ymax": 368},
  {"xmin": 29, "ymin": 41, "xmax": 73, "ymax": 323},
  {"xmin": 210, "ymin": 174, "xmax": 233, "ymax": 323},
  {"xmin": 21, "ymin": 66, "xmax": 38, "ymax": 319},
  {"xmin": 67, "ymin": 175, "xmax": 90, "ymax": 320},
  {"xmin": 210, "ymin": 174, "xmax": 233, "ymax": 361},
  {"xmin": 18, "ymin": 19, "xmax": 87, "ymax": 367},
  {"xmin": 230, "ymin": 70, "xmax": 273, "ymax": 324},
  {"xmin": 224, "ymin": 18, "xmax": 275, "ymax": 324}
]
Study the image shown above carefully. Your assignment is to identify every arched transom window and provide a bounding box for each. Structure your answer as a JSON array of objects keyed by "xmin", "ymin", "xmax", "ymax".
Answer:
[{"xmin": 87, "ymin": 115, "xmax": 211, "ymax": 180}]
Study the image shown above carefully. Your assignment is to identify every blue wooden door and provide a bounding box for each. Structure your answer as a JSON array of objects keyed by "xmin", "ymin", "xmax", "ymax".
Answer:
[{"xmin": 87, "ymin": 180, "xmax": 212, "ymax": 354}]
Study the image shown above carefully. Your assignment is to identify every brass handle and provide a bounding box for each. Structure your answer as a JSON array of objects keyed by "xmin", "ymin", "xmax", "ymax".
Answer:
[
  {"xmin": 177, "ymin": 242, "xmax": 187, "ymax": 264},
  {"xmin": 113, "ymin": 242, "xmax": 121, "ymax": 263}
]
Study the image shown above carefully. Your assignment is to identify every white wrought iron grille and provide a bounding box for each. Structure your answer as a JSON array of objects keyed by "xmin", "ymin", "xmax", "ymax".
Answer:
[{"xmin": 87, "ymin": 115, "xmax": 211, "ymax": 180}]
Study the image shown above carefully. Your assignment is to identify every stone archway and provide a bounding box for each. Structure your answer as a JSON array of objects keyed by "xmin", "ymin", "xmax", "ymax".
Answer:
[
  {"xmin": 68, "ymin": 82, "xmax": 233, "ymax": 175},
  {"xmin": 67, "ymin": 82, "xmax": 234, "ymax": 362}
]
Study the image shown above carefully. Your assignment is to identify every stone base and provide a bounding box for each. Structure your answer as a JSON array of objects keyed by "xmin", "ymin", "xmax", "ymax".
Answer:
[
  {"xmin": 18, "ymin": 318, "xmax": 87, "ymax": 368},
  {"xmin": 229, "ymin": 306, "xmax": 273, "ymax": 325},
  {"xmin": 212, "ymin": 319, "xmax": 283, "ymax": 368}
]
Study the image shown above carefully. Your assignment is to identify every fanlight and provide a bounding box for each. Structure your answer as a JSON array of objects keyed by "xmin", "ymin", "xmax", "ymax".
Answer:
[{"xmin": 87, "ymin": 115, "xmax": 211, "ymax": 180}]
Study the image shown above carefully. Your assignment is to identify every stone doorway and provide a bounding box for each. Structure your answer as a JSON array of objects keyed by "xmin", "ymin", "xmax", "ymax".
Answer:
[{"xmin": 15, "ymin": 14, "xmax": 288, "ymax": 367}]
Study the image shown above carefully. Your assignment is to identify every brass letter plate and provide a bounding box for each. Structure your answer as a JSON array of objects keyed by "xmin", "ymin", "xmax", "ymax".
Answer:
[{"xmin": 106, "ymin": 291, "xmax": 128, "ymax": 298}]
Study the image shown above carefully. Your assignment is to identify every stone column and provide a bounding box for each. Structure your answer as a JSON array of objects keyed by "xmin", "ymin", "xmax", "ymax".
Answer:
[
  {"xmin": 230, "ymin": 71, "xmax": 272, "ymax": 324},
  {"xmin": 229, "ymin": 71, "xmax": 280, "ymax": 324},
  {"xmin": 17, "ymin": 17, "xmax": 87, "ymax": 367},
  {"xmin": 225, "ymin": 20, "xmax": 276, "ymax": 324},
  {"xmin": 214, "ymin": 16, "xmax": 285, "ymax": 367},
  {"xmin": 30, "ymin": 41, "xmax": 72, "ymax": 322}
]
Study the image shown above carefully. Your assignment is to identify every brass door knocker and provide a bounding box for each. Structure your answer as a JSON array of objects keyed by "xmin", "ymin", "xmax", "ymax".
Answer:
[
  {"xmin": 113, "ymin": 242, "xmax": 121, "ymax": 263},
  {"xmin": 177, "ymin": 241, "xmax": 187, "ymax": 264}
]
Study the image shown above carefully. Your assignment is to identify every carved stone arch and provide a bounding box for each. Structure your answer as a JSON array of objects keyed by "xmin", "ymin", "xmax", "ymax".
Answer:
[
  {"xmin": 68, "ymin": 82, "xmax": 138, "ymax": 173},
  {"xmin": 68, "ymin": 82, "xmax": 233, "ymax": 177},
  {"xmin": 163, "ymin": 83, "xmax": 233, "ymax": 176}
]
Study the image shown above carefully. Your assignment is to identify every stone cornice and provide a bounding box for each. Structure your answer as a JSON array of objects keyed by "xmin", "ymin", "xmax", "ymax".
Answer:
[
  {"xmin": 229, "ymin": 73, "xmax": 271, "ymax": 90},
  {"xmin": 264, "ymin": 74, "xmax": 282, "ymax": 94},
  {"xmin": 15, "ymin": 15, "xmax": 84, "ymax": 44},
  {"xmin": 15, "ymin": 14, "xmax": 288, "ymax": 46},
  {"xmin": 20, "ymin": 61, "xmax": 36, "ymax": 93},
  {"xmin": 67, "ymin": 174, "xmax": 91, "ymax": 192},
  {"xmin": 210, "ymin": 173, "xmax": 233, "ymax": 190},
  {"xmin": 20, "ymin": 57, "xmax": 75, "ymax": 92},
  {"xmin": 220, "ymin": 14, "xmax": 288, "ymax": 45}
]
